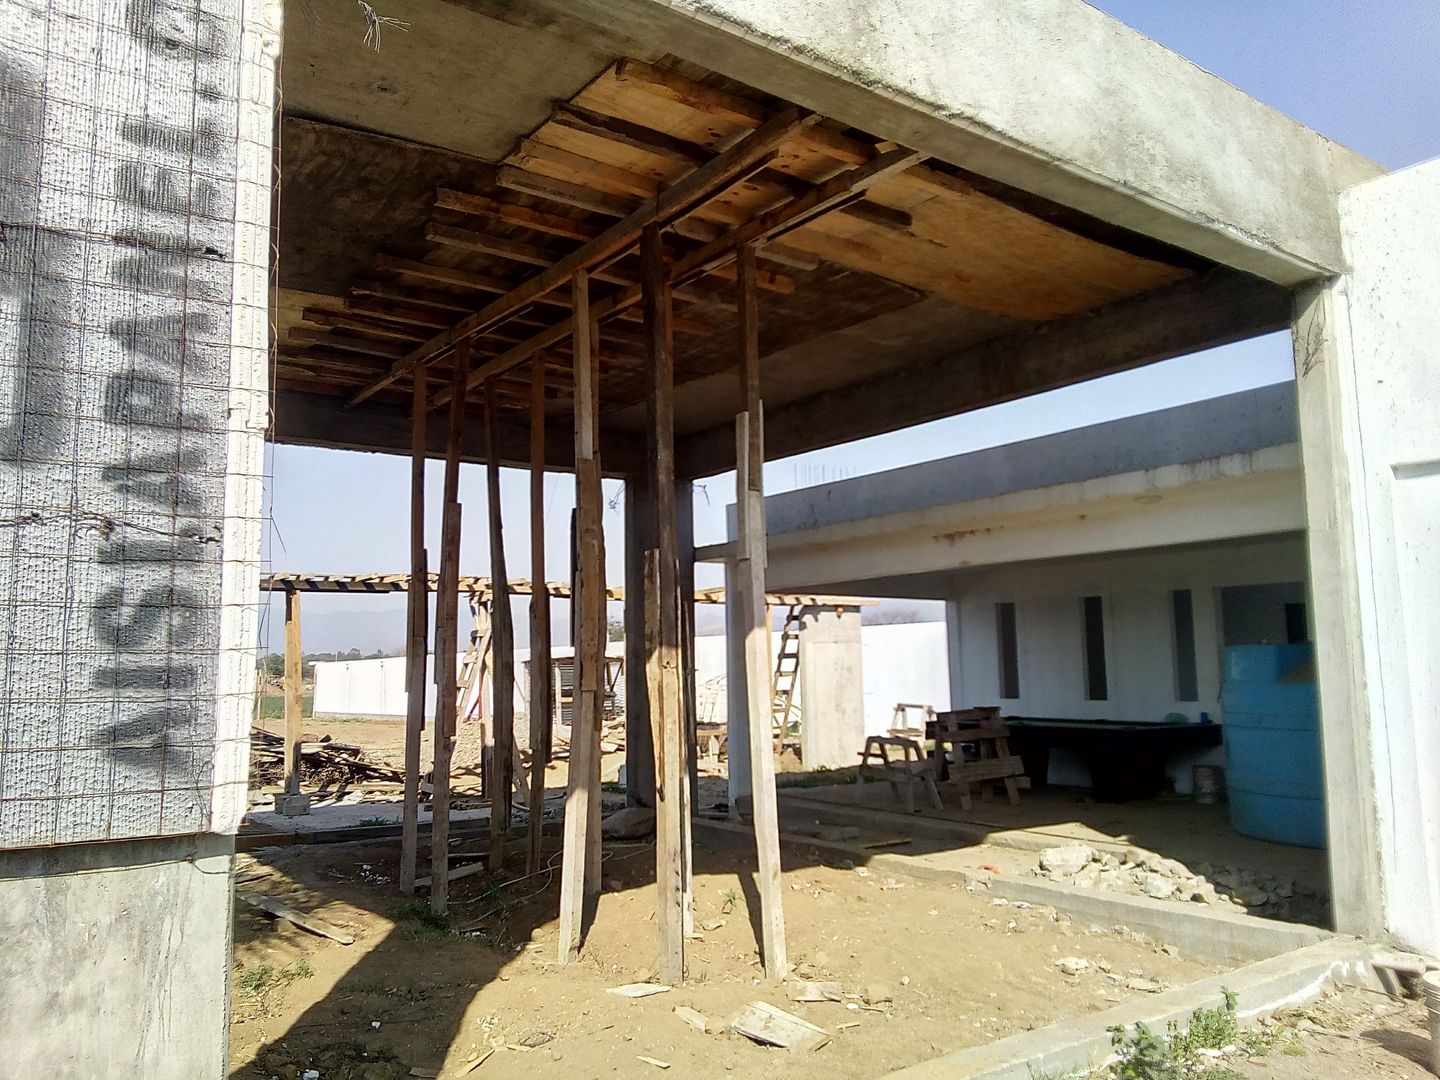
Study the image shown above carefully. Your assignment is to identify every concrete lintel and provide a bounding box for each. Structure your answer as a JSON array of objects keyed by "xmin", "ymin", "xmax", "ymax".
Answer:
[
  {"xmin": 531, "ymin": 0, "xmax": 1382, "ymax": 285},
  {"xmin": 889, "ymin": 938, "xmax": 1376, "ymax": 1080}
]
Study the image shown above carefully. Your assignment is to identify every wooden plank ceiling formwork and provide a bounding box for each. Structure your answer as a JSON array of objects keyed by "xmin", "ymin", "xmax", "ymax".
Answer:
[{"xmin": 274, "ymin": 55, "xmax": 1226, "ymax": 461}]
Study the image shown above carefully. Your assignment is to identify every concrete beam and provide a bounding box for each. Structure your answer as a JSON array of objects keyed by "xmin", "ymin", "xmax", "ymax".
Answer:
[
  {"xmin": 515, "ymin": 0, "xmax": 1382, "ymax": 285},
  {"xmin": 272, "ymin": 389, "xmax": 644, "ymax": 476},
  {"xmin": 677, "ymin": 269, "xmax": 1294, "ymax": 479}
]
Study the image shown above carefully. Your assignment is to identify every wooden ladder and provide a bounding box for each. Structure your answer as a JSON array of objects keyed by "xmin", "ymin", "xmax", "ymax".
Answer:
[
  {"xmin": 447, "ymin": 595, "xmax": 529, "ymax": 808},
  {"xmin": 771, "ymin": 603, "xmax": 802, "ymax": 748}
]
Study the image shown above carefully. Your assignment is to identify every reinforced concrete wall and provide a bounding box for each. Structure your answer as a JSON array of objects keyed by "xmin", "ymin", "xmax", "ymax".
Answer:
[
  {"xmin": 0, "ymin": 0, "xmax": 277, "ymax": 1073},
  {"xmin": 1, "ymin": 0, "xmax": 275, "ymax": 845}
]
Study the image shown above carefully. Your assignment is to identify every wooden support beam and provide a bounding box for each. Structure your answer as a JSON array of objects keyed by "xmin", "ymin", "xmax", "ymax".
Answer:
[
  {"xmin": 427, "ymin": 221, "xmax": 794, "ymax": 296},
  {"xmin": 527, "ymin": 358, "xmax": 553, "ymax": 876},
  {"xmin": 676, "ymin": 268, "xmax": 1296, "ymax": 478},
  {"xmin": 431, "ymin": 344, "xmax": 470, "ymax": 916},
  {"xmin": 429, "ymin": 145, "xmax": 915, "ymax": 407},
  {"xmin": 282, "ymin": 587, "xmax": 303, "ymax": 796},
  {"xmin": 485, "ymin": 382, "xmax": 515, "ymax": 873},
  {"xmin": 734, "ymin": 245, "xmax": 787, "ymax": 980},
  {"xmin": 558, "ymin": 269, "xmax": 606, "ymax": 964},
  {"xmin": 643, "ymin": 225, "xmax": 689, "ymax": 985},
  {"xmin": 400, "ymin": 373, "xmax": 429, "ymax": 894},
  {"xmin": 623, "ymin": 468, "xmax": 657, "ymax": 808},
  {"xmin": 350, "ymin": 107, "xmax": 817, "ymax": 406}
]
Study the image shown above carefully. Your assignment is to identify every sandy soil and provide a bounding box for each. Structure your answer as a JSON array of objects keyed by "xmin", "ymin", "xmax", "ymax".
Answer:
[
  {"xmin": 1227, "ymin": 985, "xmax": 1436, "ymax": 1080},
  {"xmin": 229, "ymin": 832, "xmax": 1222, "ymax": 1080}
]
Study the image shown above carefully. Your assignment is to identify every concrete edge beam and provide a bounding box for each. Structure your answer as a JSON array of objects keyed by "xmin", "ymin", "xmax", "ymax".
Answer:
[
  {"xmin": 534, "ymin": 0, "xmax": 1382, "ymax": 284},
  {"xmin": 887, "ymin": 937, "xmax": 1377, "ymax": 1080}
]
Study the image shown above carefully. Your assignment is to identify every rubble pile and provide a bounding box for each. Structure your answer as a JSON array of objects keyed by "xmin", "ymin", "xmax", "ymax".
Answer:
[{"xmin": 1034, "ymin": 843, "xmax": 1321, "ymax": 917}]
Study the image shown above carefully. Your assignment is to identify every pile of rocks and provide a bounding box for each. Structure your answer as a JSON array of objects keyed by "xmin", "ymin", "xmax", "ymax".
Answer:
[{"xmin": 1033, "ymin": 843, "xmax": 1320, "ymax": 916}]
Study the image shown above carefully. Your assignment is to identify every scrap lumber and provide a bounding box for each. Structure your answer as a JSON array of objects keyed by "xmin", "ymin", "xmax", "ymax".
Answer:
[
  {"xmin": 735, "ymin": 245, "xmax": 788, "ymax": 980},
  {"xmin": 485, "ymin": 383, "xmax": 515, "ymax": 872},
  {"xmin": 235, "ymin": 890, "xmax": 354, "ymax": 945},
  {"xmin": 348, "ymin": 107, "xmax": 816, "ymax": 405},
  {"xmin": 401, "ymin": 372, "xmax": 428, "ymax": 894},
  {"xmin": 728, "ymin": 1001, "xmax": 829, "ymax": 1052}
]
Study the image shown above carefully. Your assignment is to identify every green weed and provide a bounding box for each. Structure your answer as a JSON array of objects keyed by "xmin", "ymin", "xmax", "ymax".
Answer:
[
  {"xmin": 235, "ymin": 959, "xmax": 313, "ymax": 998},
  {"xmin": 393, "ymin": 901, "xmax": 453, "ymax": 941}
]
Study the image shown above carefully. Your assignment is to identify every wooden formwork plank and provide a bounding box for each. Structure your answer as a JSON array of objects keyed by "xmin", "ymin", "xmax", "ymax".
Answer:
[
  {"xmin": 644, "ymin": 225, "xmax": 690, "ymax": 985},
  {"xmin": 527, "ymin": 357, "xmax": 553, "ymax": 876},
  {"xmin": 431, "ymin": 343, "xmax": 470, "ymax": 917},
  {"xmin": 485, "ymin": 383, "xmax": 515, "ymax": 873},
  {"xmin": 283, "ymin": 588, "xmax": 303, "ymax": 796},
  {"xmin": 558, "ymin": 270, "xmax": 605, "ymax": 963},
  {"xmin": 736, "ymin": 245, "xmax": 788, "ymax": 980},
  {"xmin": 400, "ymin": 373, "xmax": 429, "ymax": 894}
]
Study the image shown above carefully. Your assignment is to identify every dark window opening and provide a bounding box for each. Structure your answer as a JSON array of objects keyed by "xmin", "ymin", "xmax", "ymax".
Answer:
[
  {"xmin": 996, "ymin": 602, "xmax": 1019, "ymax": 699},
  {"xmin": 1082, "ymin": 595, "xmax": 1108, "ymax": 701},
  {"xmin": 1285, "ymin": 602, "xmax": 1310, "ymax": 645},
  {"xmin": 1172, "ymin": 589, "xmax": 1199, "ymax": 702}
]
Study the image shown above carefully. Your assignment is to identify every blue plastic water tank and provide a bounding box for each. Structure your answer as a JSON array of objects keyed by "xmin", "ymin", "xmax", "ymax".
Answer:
[{"xmin": 1221, "ymin": 644, "xmax": 1326, "ymax": 849}]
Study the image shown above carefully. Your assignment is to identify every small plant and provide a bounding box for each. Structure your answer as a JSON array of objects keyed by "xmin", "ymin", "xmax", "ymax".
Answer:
[
  {"xmin": 236, "ymin": 959, "xmax": 313, "ymax": 999},
  {"xmin": 720, "ymin": 889, "xmax": 740, "ymax": 915},
  {"xmin": 348, "ymin": 816, "xmax": 392, "ymax": 828},
  {"xmin": 1106, "ymin": 990, "xmax": 1263, "ymax": 1079},
  {"xmin": 393, "ymin": 901, "xmax": 453, "ymax": 941}
]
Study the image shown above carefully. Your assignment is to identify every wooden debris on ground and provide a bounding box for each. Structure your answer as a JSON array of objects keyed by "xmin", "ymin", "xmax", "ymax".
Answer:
[
  {"xmin": 607, "ymin": 983, "xmax": 672, "ymax": 998},
  {"xmin": 636, "ymin": 1056, "xmax": 671, "ymax": 1069},
  {"xmin": 729, "ymin": 1001, "xmax": 830, "ymax": 1052},
  {"xmin": 250, "ymin": 726, "xmax": 404, "ymax": 788},
  {"xmin": 461, "ymin": 1049, "xmax": 495, "ymax": 1074},
  {"xmin": 235, "ymin": 889, "xmax": 355, "ymax": 945},
  {"xmin": 787, "ymin": 980, "xmax": 843, "ymax": 1003},
  {"xmin": 674, "ymin": 1006, "xmax": 711, "ymax": 1033}
]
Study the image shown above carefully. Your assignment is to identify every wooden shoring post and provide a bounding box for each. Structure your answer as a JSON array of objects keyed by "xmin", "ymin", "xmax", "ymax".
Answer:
[
  {"xmin": 527, "ymin": 356, "xmax": 552, "ymax": 876},
  {"xmin": 584, "ymin": 306, "xmax": 605, "ymax": 900},
  {"xmin": 643, "ymin": 224, "xmax": 689, "ymax": 984},
  {"xmin": 676, "ymin": 478, "xmax": 697, "ymax": 936},
  {"xmin": 558, "ymin": 269, "xmax": 606, "ymax": 963},
  {"xmin": 282, "ymin": 586, "xmax": 303, "ymax": 795},
  {"xmin": 431, "ymin": 343, "xmax": 470, "ymax": 916},
  {"xmin": 485, "ymin": 382, "xmax": 515, "ymax": 872},
  {"xmin": 735, "ymin": 243, "xmax": 788, "ymax": 979},
  {"xmin": 401, "ymin": 373, "xmax": 429, "ymax": 893}
]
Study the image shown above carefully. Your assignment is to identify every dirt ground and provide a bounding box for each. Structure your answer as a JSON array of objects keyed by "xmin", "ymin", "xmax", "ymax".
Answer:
[
  {"xmin": 230, "ymin": 832, "xmax": 1222, "ymax": 1080},
  {"xmin": 1227, "ymin": 985, "xmax": 1436, "ymax": 1079}
]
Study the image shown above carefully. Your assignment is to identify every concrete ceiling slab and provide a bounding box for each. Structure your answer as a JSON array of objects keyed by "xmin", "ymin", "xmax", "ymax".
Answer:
[{"xmin": 282, "ymin": 0, "xmax": 628, "ymax": 160}]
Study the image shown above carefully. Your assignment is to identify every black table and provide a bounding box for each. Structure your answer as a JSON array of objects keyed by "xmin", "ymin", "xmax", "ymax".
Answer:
[{"xmin": 951, "ymin": 717, "xmax": 1223, "ymax": 802}]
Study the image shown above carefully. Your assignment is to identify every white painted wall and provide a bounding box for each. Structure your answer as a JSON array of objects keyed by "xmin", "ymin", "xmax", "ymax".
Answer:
[
  {"xmin": 947, "ymin": 535, "xmax": 1308, "ymax": 790},
  {"xmin": 860, "ymin": 623, "xmax": 950, "ymax": 734}
]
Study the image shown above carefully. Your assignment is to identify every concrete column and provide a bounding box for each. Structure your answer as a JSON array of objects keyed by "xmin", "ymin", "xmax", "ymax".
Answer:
[
  {"xmin": 724, "ymin": 559, "xmax": 753, "ymax": 811},
  {"xmin": 797, "ymin": 605, "xmax": 866, "ymax": 770},
  {"xmin": 0, "ymin": 835, "xmax": 236, "ymax": 1077},
  {"xmin": 623, "ymin": 474, "xmax": 657, "ymax": 806},
  {"xmin": 1294, "ymin": 159, "xmax": 1440, "ymax": 953},
  {"xmin": 944, "ymin": 598, "xmax": 965, "ymax": 708}
]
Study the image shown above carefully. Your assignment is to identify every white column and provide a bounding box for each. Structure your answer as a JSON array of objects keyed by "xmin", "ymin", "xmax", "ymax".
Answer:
[
  {"xmin": 944, "ymin": 598, "xmax": 965, "ymax": 709},
  {"xmin": 723, "ymin": 558, "xmax": 752, "ymax": 811}
]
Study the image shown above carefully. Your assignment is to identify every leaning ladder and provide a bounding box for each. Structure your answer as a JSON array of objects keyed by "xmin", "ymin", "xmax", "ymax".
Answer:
[{"xmin": 771, "ymin": 603, "xmax": 802, "ymax": 748}]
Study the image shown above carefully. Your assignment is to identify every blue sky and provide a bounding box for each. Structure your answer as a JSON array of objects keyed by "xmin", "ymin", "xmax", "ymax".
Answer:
[{"xmin": 261, "ymin": 1, "xmax": 1440, "ymax": 653}]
